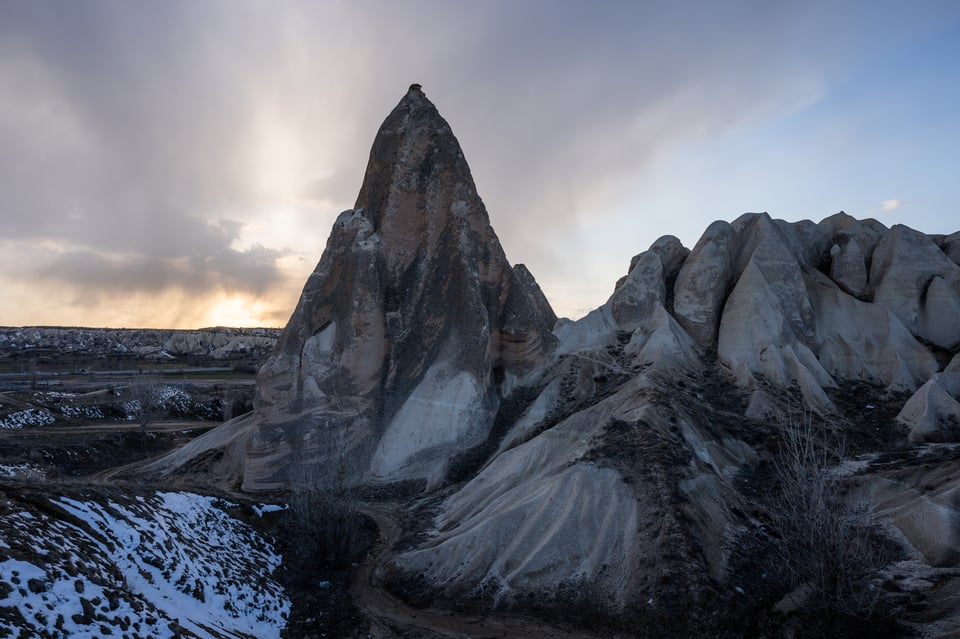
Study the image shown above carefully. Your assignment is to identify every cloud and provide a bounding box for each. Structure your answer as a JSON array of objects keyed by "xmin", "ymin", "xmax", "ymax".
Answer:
[
  {"xmin": 8, "ymin": 241, "xmax": 285, "ymax": 299},
  {"xmin": 0, "ymin": 0, "xmax": 955, "ymax": 326},
  {"xmin": 881, "ymin": 199, "xmax": 904, "ymax": 211}
]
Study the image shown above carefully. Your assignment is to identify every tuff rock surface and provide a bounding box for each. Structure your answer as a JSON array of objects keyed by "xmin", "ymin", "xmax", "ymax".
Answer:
[
  {"xmin": 147, "ymin": 87, "xmax": 960, "ymax": 633},
  {"xmin": 149, "ymin": 86, "xmax": 556, "ymax": 490}
]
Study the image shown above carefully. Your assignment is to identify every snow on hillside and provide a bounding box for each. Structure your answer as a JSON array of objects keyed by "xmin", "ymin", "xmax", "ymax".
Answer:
[
  {"xmin": 0, "ymin": 491, "xmax": 289, "ymax": 638},
  {"xmin": 0, "ymin": 408, "xmax": 56, "ymax": 429}
]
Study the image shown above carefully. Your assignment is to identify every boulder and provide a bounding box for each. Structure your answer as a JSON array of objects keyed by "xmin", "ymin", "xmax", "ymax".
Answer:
[
  {"xmin": 897, "ymin": 373, "xmax": 960, "ymax": 442},
  {"xmin": 829, "ymin": 233, "xmax": 869, "ymax": 297}
]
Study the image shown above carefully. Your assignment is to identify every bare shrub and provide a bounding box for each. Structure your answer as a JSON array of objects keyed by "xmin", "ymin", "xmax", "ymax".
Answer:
[
  {"xmin": 766, "ymin": 413, "xmax": 897, "ymax": 628},
  {"xmin": 127, "ymin": 376, "xmax": 167, "ymax": 433},
  {"xmin": 285, "ymin": 419, "xmax": 370, "ymax": 569}
]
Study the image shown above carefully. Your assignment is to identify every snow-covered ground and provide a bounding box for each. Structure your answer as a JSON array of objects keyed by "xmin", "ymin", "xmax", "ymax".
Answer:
[
  {"xmin": 0, "ymin": 384, "xmax": 220, "ymax": 429},
  {"xmin": 0, "ymin": 491, "xmax": 289, "ymax": 638},
  {"xmin": 0, "ymin": 463, "xmax": 45, "ymax": 480},
  {"xmin": 0, "ymin": 408, "xmax": 56, "ymax": 429}
]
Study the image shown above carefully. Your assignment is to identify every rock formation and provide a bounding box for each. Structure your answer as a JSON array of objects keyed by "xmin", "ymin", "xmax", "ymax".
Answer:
[
  {"xmin": 149, "ymin": 86, "xmax": 556, "ymax": 490},
  {"xmin": 145, "ymin": 87, "xmax": 960, "ymax": 634}
]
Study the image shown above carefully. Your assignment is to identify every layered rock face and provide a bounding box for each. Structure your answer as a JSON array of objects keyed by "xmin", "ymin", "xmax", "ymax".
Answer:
[
  {"xmin": 150, "ymin": 86, "xmax": 960, "ymax": 630},
  {"xmin": 150, "ymin": 86, "xmax": 556, "ymax": 490}
]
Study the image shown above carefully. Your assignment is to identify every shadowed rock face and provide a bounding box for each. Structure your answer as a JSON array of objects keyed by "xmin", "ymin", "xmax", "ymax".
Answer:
[
  {"xmin": 256, "ymin": 87, "xmax": 559, "ymax": 488},
  {"xmin": 398, "ymin": 209, "xmax": 960, "ymax": 612},
  {"xmin": 149, "ymin": 87, "xmax": 556, "ymax": 490}
]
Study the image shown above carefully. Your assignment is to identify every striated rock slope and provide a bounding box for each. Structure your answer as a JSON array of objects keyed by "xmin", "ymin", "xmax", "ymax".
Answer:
[{"xmin": 392, "ymin": 209, "xmax": 960, "ymax": 619}]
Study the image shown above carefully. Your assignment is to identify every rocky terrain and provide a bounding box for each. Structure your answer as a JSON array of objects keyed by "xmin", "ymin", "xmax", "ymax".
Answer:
[
  {"xmin": 4, "ymin": 86, "xmax": 960, "ymax": 637},
  {"xmin": 0, "ymin": 326, "xmax": 280, "ymax": 376}
]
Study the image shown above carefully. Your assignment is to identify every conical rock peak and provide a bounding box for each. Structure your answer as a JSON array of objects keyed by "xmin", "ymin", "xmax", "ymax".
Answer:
[{"xmin": 151, "ymin": 88, "xmax": 557, "ymax": 491}]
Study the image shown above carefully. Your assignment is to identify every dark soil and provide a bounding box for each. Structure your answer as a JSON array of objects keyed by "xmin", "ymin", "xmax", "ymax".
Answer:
[
  {"xmin": 0, "ymin": 426, "xmax": 213, "ymax": 477},
  {"xmin": 277, "ymin": 560, "xmax": 370, "ymax": 639}
]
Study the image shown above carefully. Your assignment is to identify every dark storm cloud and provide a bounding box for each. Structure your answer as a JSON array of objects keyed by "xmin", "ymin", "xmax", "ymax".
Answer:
[{"xmin": 30, "ymin": 244, "xmax": 285, "ymax": 299}]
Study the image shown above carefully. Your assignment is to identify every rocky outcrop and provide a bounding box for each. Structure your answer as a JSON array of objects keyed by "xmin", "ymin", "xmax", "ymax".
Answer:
[
  {"xmin": 673, "ymin": 220, "xmax": 736, "ymax": 346},
  {"xmin": 898, "ymin": 373, "xmax": 960, "ymax": 442},
  {"xmin": 870, "ymin": 225, "xmax": 960, "ymax": 350},
  {"xmin": 401, "ymin": 205, "xmax": 960, "ymax": 615},
  {"xmin": 149, "ymin": 86, "xmax": 556, "ymax": 491}
]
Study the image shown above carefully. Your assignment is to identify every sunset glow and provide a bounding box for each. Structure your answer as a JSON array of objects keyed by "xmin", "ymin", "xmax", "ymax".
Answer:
[{"xmin": 1, "ymin": 1, "xmax": 958, "ymax": 328}]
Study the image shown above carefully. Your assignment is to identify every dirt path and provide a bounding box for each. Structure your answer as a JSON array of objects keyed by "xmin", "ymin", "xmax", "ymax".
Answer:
[
  {"xmin": 0, "ymin": 420, "xmax": 219, "ymax": 436},
  {"xmin": 352, "ymin": 503, "xmax": 606, "ymax": 639}
]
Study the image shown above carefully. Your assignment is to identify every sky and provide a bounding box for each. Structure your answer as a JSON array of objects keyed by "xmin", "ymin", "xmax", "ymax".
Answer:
[{"xmin": 1, "ymin": 1, "xmax": 958, "ymax": 328}]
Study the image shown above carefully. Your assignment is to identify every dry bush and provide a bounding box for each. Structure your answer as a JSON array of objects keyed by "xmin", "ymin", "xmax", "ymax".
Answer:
[
  {"xmin": 285, "ymin": 420, "xmax": 370, "ymax": 569},
  {"xmin": 127, "ymin": 375, "xmax": 166, "ymax": 433},
  {"xmin": 765, "ymin": 414, "xmax": 898, "ymax": 630}
]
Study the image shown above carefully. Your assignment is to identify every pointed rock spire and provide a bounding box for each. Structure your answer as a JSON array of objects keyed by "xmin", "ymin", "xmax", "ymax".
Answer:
[{"xmin": 156, "ymin": 87, "xmax": 557, "ymax": 491}]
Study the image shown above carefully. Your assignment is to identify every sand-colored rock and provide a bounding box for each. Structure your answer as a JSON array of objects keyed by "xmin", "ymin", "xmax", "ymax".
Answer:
[
  {"xmin": 817, "ymin": 212, "xmax": 887, "ymax": 263},
  {"xmin": 806, "ymin": 272, "xmax": 937, "ymax": 391},
  {"xmin": 646, "ymin": 234, "xmax": 690, "ymax": 281},
  {"xmin": 131, "ymin": 85, "xmax": 960, "ymax": 626},
  {"xmin": 397, "ymin": 377, "xmax": 750, "ymax": 607},
  {"xmin": 937, "ymin": 231, "xmax": 960, "ymax": 267},
  {"xmin": 714, "ymin": 214, "xmax": 834, "ymax": 411},
  {"xmin": 829, "ymin": 234, "xmax": 869, "ymax": 297},
  {"xmin": 947, "ymin": 353, "xmax": 960, "ymax": 373},
  {"xmin": 611, "ymin": 251, "xmax": 666, "ymax": 332},
  {"xmin": 864, "ymin": 466, "xmax": 960, "ymax": 566}
]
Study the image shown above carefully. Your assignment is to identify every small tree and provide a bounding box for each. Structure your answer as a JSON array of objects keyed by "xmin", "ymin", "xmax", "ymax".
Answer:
[
  {"xmin": 765, "ymin": 414, "xmax": 896, "ymax": 629},
  {"xmin": 286, "ymin": 419, "xmax": 369, "ymax": 569},
  {"xmin": 128, "ymin": 376, "xmax": 166, "ymax": 434}
]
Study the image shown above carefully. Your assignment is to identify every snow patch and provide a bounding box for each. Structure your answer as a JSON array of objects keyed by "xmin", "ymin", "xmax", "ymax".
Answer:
[
  {"xmin": 0, "ymin": 408, "xmax": 56, "ymax": 429},
  {"xmin": 370, "ymin": 367, "xmax": 486, "ymax": 482},
  {"xmin": 0, "ymin": 492, "xmax": 289, "ymax": 638}
]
